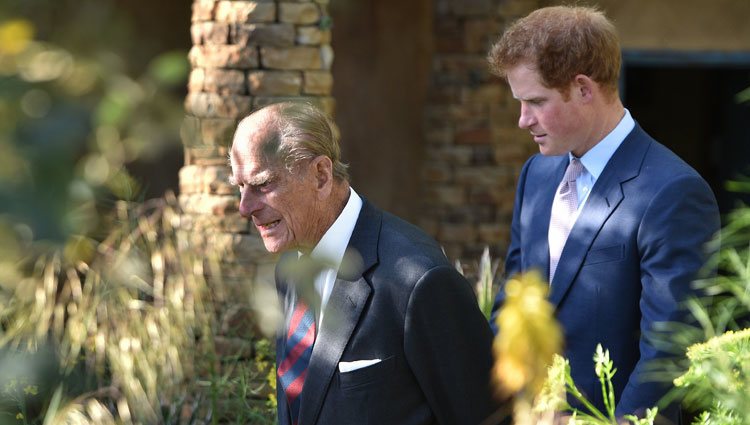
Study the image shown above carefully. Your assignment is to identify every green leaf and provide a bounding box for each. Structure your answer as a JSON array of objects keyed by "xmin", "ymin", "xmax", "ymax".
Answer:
[
  {"xmin": 147, "ymin": 50, "xmax": 188, "ymax": 86},
  {"xmin": 735, "ymin": 86, "xmax": 750, "ymax": 104},
  {"xmin": 41, "ymin": 385, "xmax": 63, "ymax": 425}
]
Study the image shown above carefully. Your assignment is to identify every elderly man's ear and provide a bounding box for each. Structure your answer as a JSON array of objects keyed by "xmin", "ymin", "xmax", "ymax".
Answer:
[{"xmin": 310, "ymin": 155, "xmax": 335, "ymax": 197}]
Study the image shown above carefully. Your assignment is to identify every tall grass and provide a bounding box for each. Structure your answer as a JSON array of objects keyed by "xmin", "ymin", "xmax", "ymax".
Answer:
[{"xmin": 0, "ymin": 195, "xmax": 276, "ymax": 424}]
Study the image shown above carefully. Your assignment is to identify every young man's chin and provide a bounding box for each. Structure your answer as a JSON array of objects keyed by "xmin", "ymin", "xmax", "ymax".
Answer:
[{"xmin": 538, "ymin": 143, "xmax": 565, "ymax": 157}]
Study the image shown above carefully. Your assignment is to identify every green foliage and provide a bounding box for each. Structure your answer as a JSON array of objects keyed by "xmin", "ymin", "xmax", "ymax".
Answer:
[
  {"xmin": 0, "ymin": 9, "xmax": 186, "ymax": 246},
  {"xmin": 654, "ymin": 198, "xmax": 750, "ymax": 424}
]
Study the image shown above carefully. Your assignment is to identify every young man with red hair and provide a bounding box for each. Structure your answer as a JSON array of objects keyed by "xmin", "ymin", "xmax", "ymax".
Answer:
[{"xmin": 489, "ymin": 6, "xmax": 719, "ymax": 423}]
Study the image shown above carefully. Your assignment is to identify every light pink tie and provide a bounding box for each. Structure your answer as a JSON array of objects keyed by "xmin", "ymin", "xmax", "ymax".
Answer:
[{"xmin": 548, "ymin": 158, "xmax": 584, "ymax": 283}]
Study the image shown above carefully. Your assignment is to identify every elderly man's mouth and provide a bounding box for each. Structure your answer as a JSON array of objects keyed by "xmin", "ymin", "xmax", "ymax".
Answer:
[{"xmin": 257, "ymin": 220, "xmax": 281, "ymax": 230}]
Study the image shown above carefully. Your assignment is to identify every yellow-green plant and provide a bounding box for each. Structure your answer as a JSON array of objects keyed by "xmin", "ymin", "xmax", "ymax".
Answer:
[
  {"xmin": 476, "ymin": 247, "xmax": 499, "ymax": 321},
  {"xmin": 674, "ymin": 329, "xmax": 750, "ymax": 425},
  {"xmin": 456, "ymin": 246, "xmax": 499, "ymax": 321},
  {"xmin": 491, "ymin": 271, "xmax": 563, "ymax": 425},
  {"xmin": 534, "ymin": 347, "xmax": 658, "ymax": 425}
]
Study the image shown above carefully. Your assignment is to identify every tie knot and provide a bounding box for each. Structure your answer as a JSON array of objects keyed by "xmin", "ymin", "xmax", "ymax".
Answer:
[{"xmin": 564, "ymin": 158, "xmax": 584, "ymax": 183}]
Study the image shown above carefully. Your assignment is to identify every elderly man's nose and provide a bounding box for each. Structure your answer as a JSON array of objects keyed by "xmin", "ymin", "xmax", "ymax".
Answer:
[{"xmin": 239, "ymin": 189, "xmax": 262, "ymax": 218}]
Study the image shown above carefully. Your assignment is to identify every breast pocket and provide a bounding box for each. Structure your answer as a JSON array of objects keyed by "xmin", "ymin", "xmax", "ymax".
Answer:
[
  {"xmin": 583, "ymin": 244, "xmax": 625, "ymax": 266},
  {"xmin": 338, "ymin": 356, "xmax": 395, "ymax": 390}
]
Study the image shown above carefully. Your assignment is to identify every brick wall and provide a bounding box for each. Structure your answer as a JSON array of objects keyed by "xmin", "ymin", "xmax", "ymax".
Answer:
[{"xmin": 419, "ymin": 0, "xmax": 543, "ymax": 268}]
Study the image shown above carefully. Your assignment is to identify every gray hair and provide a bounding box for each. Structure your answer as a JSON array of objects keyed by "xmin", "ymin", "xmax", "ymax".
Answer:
[{"xmin": 258, "ymin": 102, "xmax": 349, "ymax": 181}]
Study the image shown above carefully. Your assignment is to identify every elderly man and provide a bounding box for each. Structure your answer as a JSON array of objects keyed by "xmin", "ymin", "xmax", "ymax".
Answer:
[
  {"xmin": 229, "ymin": 102, "xmax": 497, "ymax": 425},
  {"xmin": 488, "ymin": 6, "xmax": 720, "ymax": 422}
]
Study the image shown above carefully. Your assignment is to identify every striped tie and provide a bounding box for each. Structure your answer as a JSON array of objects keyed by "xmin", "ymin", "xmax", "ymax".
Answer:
[{"xmin": 277, "ymin": 298, "xmax": 316, "ymax": 424}]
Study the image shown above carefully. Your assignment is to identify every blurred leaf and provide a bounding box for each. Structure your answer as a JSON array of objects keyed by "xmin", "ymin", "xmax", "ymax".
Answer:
[
  {"xmin": 147, "ymin": 50, "xmax": 188, "ymax": 86},
  {"xmin": 96, "ymin": 90, "xmax": 132, "ymax": 126},
  {"xmin": 736, "ymin": 86, "xmax": 750, "ymax": 104},
  {"xmin": 726, "ymin": 179, "xmax": 750, "ymax": 193}
]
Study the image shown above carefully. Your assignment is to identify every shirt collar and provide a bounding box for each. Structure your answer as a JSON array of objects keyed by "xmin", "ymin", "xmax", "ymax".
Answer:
[
  {"xmin": 570, "ymin": 108, "xmax": 635, "ymax": 179},
  {"xmin": 309, "ymin": 187, "xmax": 363, "ymax": 269}
]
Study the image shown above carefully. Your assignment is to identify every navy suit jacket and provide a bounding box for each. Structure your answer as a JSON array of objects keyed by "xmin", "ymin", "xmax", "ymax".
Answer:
[
  {"xmin": 491, "ymin": 124, "xmax": 719, "ymax": 421},
  {"xmin": 276, "ymin": 200, "xmax": 497, "ymax": 425}
]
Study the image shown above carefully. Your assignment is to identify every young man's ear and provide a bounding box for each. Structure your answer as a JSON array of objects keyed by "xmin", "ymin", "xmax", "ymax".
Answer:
[{"xmin": 573, "ymin": 74, "xmax": 595, "ymax": 102}]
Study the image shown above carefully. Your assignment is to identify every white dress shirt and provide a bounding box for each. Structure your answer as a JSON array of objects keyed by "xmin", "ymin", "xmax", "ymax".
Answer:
[
  {"xmin": 307, "ymin": 188, "xmax": 363, "ymax": 330},
  {"xmin": 571, "ymin": 108, "xmax": 635, "ymax": 211}
]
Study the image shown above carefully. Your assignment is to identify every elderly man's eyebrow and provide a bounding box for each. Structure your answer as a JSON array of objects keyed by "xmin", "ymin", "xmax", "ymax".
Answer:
[
  {"xmin": 229, "ymin": 169, "xmax": 275, "ymax": 187},
  {"xmin": 247, "ymin": 170, "xmax": 274, "ymax": 186}
]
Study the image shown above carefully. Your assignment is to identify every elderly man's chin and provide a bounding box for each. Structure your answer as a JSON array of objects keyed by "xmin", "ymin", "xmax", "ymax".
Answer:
[
  {"xmin": 258, "ymin": 232, "xmax": 291, "ymax": 253},
  {"xmin": 257, "ymin": 230, "xmax": 291, "ymax": 253}
]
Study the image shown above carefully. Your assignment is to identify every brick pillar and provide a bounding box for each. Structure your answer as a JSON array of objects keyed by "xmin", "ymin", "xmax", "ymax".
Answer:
[
  {"xmin": 181, "ymin": 0, "xmax": 334, "ymax": 296},
  {"xmin": 420, "ymin": 0, "xmax": 542, "ymax": 268},
  {"xmin": 179, "ymin": 1, "xmax": 333, "ymax": 415}
]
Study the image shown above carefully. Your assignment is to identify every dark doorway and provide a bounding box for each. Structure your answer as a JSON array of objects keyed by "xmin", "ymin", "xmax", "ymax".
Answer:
[{"xmin": 623, "ymin": 54, "xmax": 750, "ymax": 214}]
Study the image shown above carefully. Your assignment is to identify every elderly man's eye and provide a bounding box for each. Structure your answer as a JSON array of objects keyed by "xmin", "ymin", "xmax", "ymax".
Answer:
[{"xmin": 252, "ymin": 181, "xmax": 273, "ymax": 192}]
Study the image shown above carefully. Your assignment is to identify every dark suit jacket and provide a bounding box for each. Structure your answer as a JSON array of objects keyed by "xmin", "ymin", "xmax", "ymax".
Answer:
[
  {"xmin": 491, "ymin": 124, "xmax": 720, "ymax": 421},
  {"xmin": 276, "ymin": 200, "xmax": 497, "ymax": 425}
]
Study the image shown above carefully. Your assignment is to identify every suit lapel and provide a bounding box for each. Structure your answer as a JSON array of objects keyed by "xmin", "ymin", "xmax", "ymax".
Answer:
[
  {"xmin": 527, "ymin": 156, "xmax": 568, "ymax": 276},
  {"xmin": 297, "ymin": 200, "xmax": 381, "ymax": 425},
  {"xmin": 548, "ymin": 126, "xmax": 650, "ymax": 307}
]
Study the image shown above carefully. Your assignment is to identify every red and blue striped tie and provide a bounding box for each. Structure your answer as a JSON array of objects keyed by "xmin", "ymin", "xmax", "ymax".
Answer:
[{"xmin": 277, "ymin": 298, "xmax": 316, "ymax": 424}]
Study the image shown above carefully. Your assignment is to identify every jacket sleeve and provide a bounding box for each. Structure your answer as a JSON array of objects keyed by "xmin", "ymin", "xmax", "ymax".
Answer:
[
  {"xmin": 404, "ymin": 265, "xmax": 499, "ymax": 425},
  {"xmin": 616, "ymin": 173, "xmax": 720, "ymax": 417}
]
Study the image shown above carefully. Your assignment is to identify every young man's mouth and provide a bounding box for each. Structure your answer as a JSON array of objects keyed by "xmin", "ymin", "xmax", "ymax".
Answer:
[{"xmin": 531, "ymin": 133, "xmax": 547, "ymax": 143}]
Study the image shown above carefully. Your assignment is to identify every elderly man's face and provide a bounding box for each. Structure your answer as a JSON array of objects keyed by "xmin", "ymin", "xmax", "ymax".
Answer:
[{"xmin": 230, "ymin": 120, "xmax": 324, "ymax": 253}]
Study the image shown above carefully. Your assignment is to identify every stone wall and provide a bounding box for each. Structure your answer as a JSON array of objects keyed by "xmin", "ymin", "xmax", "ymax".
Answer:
[{"xmin": 419, "ymin": 0, "xmax": 542, "ymax": 267}]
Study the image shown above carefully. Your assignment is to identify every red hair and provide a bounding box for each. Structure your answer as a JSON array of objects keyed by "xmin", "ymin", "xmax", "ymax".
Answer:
[{"xmin": 488, "ymin": 6, "xmax": 621, "ymax": 97}]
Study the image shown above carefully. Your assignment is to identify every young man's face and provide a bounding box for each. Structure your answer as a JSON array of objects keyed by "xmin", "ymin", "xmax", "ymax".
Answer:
[{"xmin": 507, "ymin": 63, "xmax": 592, "ymax": 157}]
